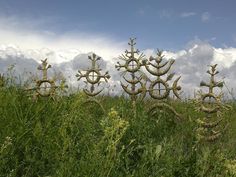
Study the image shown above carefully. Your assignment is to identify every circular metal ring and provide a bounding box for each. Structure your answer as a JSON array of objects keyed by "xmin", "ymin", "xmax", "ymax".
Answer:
[
  {"xmin": 149, "ymin": 79, "xmax": 170, "ymax": 100},
  {"xmin": 86, "ymin": 70, "xmax": 101, "ymax": 84},
  {"xmin": 201, "ymin": 93, "xmax": 220, "ymax": 113},
  {"xmin": 36, "ymin": 80, "xmax": 56, "ymax": 97},
  {"xmin": 125, "ymin": 58, "xmax": 140, "ymax": 72}
]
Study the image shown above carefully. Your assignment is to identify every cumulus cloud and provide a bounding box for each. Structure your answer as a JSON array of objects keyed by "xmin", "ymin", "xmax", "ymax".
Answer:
[
  {"xmin": 0, "ymin": 15, "xmax": 235, "ymax": 98},
  {"xmin": 1, "ymin": 40, "xmax": 236, "ymax": 98},
  {"xmin": 142, "ymin": 42, "xmax": 236, "ymax": 98},
  {"xmin": 0, "ymin": 14, "xmax": 126, "ymax": 94},
  {"xmin": 0, "ymin": 15, "xmax": 126, "ymax": 64}
]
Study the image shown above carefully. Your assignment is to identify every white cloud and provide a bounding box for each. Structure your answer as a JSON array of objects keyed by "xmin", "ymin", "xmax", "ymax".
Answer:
[
  {"xmin": 213, "ymin": 47, "xmax": 236, "ymax": 68},
  {"xmin": 0, "ymin": 15, "xmax": 126, "ymax": 64},
  {"xmin": 1, "ymin": 39, "xmax": 236, "ymax": 98},
  {"xmin": 180, "ymin": 12, "xmax": 196, "ymax": 18},
  {"xmin": 0, "ymin": 15, "xmax": 235, "ymax": 98},
  {"xmin": 201, "ymin": 12, "xmax": 210, "ymax": 22},
  {"xmin": 143, "ymin": 42, "xmax": 236, "ymax": 98}
]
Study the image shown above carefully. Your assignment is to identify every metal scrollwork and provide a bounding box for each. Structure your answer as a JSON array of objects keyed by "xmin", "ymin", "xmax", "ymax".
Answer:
[
  {"xmin": 115, "ymin": 38, "xmax": 146, "ymax": 103},
  {"xmin": 26, "ymin": 59, "xmax": 67, "ymax": 100},
  {"xmin": 143, "ymin": 50, "xmax": 182, "ymax": 119},
  {"xmin": 76, "ymin": 53, "xmax": 110, "ymax": 113},
  {"xmin": 76, "ymin": 53, "xmax": 110, "ymax": 97},
  {"xmin": 195, "ymin": 64, "xmax": 230, "ymax": 142}
]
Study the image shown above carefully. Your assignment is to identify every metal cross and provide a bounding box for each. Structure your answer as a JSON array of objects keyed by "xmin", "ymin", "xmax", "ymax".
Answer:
[
  {"xmin": 25, "ymin": 59, "xmax": 67, "ymax": 100},
  {"xmin": 143, "ymin": 49, "xmax": 182, "ymax": 119},
  {"xmin": 115, "ymin": 38, "xmax": 146, "ymax": 102},
  {"xmin": 76, "ymin": 53, "xmax": 110, "ymax": 97},
  {"xmin": 196, "ymin": 64, "xmax": 229, "ymax": 142}
]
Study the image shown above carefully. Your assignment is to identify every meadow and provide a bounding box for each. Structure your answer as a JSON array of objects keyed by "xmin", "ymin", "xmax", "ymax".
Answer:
[{"xmin": 0, "ymin": 84, "xmax": 236, "ymax": 177}]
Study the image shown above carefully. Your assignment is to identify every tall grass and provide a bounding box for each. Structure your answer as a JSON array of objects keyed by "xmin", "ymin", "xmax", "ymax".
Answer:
[{"xmin": 0, "ymin": 84, "xmax": 236, "ymax": 177}]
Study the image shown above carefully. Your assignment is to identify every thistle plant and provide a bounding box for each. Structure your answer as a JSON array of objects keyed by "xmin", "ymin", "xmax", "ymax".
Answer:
[
  {"xmin": 25, "ymin": 58, "xmax": 67, "ymax": 100},
  {"xmin": 115, "ymin": 38, "xmax": 146, "ymax": 104},
  {"xmin": 143, "ymin": 50, "xmax": 182, "ymax": 119},
  {"xmin": 195, "ymin": 64, "xmax": 230, "ymax": 142}
]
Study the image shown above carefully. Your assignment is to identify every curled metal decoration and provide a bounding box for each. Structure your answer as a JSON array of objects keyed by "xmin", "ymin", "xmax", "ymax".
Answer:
[
  {"xmin": 195, "ymin": 64, "xmax": 229, "ymax": 142},
  {"xmin": 26, "ymin": 59, "xmax": 67, "ymax": 100},
  {"xmin": 76, "ymin": 53, "xmax": 110, "ymax": 114},
  {"xmin": 143, "ymin": 50, "xmax": 182, "ymax": 119},
  {"xmin": 115, "ymin": 38, "xmax": 146, "ymax": 102},
  {"xmin": 148, "ymin": 102, "xmax": 182, "ymax": 121},
  {"xmin": 76, "ymin": 53, "xmax": 110, "ymax": 97}
]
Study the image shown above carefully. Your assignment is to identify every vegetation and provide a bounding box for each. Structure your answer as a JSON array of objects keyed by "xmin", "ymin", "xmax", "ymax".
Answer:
[{"xmin": 0, "ymin": 74, "xmax": 236, "ymax": 176}]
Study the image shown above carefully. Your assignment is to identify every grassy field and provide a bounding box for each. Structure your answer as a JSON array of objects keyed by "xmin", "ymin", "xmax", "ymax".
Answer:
[{"xmin": 0, "ymin": 86, "xmax": 236, "ymax": 177}]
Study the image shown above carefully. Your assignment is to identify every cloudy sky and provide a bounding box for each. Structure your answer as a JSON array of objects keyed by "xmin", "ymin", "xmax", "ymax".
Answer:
[{"xmin": 0, "ymin": 0, "xmax": 236, "ymax": 98}]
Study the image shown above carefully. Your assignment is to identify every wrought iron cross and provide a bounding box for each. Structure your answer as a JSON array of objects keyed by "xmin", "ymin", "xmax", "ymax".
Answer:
[
  {"xmin": 196, "ymin": 64, "xmax": 228, "ymax": 142},
  {"xmin": 26, "ymin": 59, "xmax": 67, "ymax": 99},
  {"xmin": 115, "ymin": 38, "xmax": 146, "ymax": 102},
  {"xmin": 143, "ymin": 50, "xmax": 182, "ymax": 119},
  {"xmin": 143, "ymin": 50, "xmax": 181, "ymax": 100},
  {"xmin": 76, "ymin": 53, "xmax": 110, "ymax": 97}
]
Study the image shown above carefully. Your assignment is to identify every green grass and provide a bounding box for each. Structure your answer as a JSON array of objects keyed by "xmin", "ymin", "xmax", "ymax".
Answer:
[{"xmin": 0, "ymin": 86, "xmax": 236, "ymax": 177}]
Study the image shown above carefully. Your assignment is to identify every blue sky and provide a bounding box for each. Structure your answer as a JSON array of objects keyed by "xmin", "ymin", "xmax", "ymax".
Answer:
[{"xmin": 0, "ymin": 0, "xmax": 236, "ymax": 50}]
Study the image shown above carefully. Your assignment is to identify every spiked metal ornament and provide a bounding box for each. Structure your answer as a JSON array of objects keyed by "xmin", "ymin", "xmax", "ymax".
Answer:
[
  {"xmin": 26, "ymin": 59, "xmax": 67, "ymax": 100},
  {"xmin": 115, "ymin": 38, "xmax": 146, "ymax": 102},
  {"xmin": 195, "ymin": 64, "xmax": 229, "ymax": 142},
  {"xmin": 143, "ymin": 50, "xmax": 182, "ymax": 119},
  {"xmin": 76, "ymin": 53, "xmax": 110, "ymax": 97}
]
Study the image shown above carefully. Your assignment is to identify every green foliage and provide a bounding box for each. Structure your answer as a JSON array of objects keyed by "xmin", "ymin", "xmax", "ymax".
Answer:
[{"xmin": 0, "ymin": 84, "xmax": 236, "ymax": 177}]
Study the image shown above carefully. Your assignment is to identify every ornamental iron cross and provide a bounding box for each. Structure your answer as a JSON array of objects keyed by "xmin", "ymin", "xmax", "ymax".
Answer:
[
  {"xmin": 195, "ymin": 64, "xmax": 229, "ymax": 142},
  {"xmin": 76, "ymin": 53, "xmax": 110, "ymax": 97},
  {"xmin": 143, "ymin": 50, "xmax": 182, "ymax": 119},
  {"xmin": 26, "ymin": 59, "xmax": 67, "ymax": 99},
  {"xmin": 143, "ymin": 50, "xmax": 181, "ymax": 100},
  {"xmin": 115, "ymin": 38, "xmax": 146, "ymax": 102}
]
